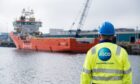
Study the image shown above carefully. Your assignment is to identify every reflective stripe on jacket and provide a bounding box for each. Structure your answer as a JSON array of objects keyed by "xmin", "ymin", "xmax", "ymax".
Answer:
[{"xmin": 80, "ymin": 42, "xmax": 132, "ymax": 84}]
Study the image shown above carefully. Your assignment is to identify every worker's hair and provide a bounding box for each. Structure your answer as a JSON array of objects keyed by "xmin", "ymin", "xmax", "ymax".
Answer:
[{"xmin": 101, "ymin": 34, "xmax": 114, "ymax": 39}]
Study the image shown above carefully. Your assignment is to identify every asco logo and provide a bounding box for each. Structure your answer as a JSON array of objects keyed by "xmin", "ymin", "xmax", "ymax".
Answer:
[{"xmin": 98, "ymin": 48, "xmax": 111, "ymax": 61}]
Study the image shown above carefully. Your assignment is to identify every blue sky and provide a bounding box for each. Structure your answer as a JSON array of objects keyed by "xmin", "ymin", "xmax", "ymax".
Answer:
[{"xmin": 0, "ymin": 0, "xmax": 139, "ymax": 33}]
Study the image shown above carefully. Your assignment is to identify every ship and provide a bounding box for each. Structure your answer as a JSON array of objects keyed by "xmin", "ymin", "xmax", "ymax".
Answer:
[{"xmin": 10, "ymin": 8, "xmax": 99, "ymax": 53}]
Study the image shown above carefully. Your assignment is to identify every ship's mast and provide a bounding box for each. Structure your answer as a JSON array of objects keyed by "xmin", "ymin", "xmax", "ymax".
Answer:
[
  {"xmin": 22, "ymin": 8, "xmax": 34, "ymax": 19},
  {"xmin": 76, "ymin": 0, "xmax": 92, "ymax": 37}
]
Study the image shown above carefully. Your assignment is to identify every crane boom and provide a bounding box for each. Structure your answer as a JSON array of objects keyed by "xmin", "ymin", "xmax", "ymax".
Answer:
[
  {"xmin": 75, "ymin": 0, "xmax": 92, "ymax": 37},
  {"xmin": 77, "ymin": 0, "xmax": 92, "ymax": 30}
]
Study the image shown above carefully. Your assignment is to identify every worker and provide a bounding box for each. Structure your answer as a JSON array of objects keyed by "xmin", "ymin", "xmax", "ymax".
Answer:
[{"xmin": 80, "ymin": 21, "xmax": 132, "ymax": 84}]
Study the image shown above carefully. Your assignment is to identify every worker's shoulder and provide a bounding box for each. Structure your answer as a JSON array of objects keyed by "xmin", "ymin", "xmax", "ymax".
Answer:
[
  {"xmin": 113, "ymin": 44, "xmax": 128, "ymax": 55},
  {"xmin": 93, "ymin": 43, "xmax": 127, "ymax": 52},
  {"xmin": 88, "ymin": 43, "xmax": 128, "ymax": 55},
  {"xmin": 119, "ymin": 45, "xmax": 128, "ymax": 54}
]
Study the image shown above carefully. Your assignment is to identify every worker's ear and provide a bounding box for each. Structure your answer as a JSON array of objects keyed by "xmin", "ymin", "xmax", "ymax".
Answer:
[
  {"xmin": 98, "ymin": 34, "xmax": 101, "ymax": 39},
  {"xmin": 112, "ymin": 36, "xmax": 116, "ymax": 43}
]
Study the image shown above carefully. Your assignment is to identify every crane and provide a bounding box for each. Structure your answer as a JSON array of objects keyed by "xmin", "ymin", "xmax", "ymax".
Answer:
[{"xmin": 75, "ymin": 0, "xmax": 92, "ymax": 37}]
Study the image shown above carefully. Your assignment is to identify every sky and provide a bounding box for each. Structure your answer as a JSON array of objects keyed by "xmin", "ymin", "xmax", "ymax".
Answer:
[{"xmin": 0, "ymin": 0, "xmax": 140, "ymax": 33}]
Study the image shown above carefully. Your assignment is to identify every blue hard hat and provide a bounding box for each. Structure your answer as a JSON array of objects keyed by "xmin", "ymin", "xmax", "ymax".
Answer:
[{"xmin": 99, "ymin": 21, "xmax": 115, "ymax": 35}]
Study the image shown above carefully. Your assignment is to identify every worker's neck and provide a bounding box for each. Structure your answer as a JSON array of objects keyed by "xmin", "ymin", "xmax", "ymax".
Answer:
[{"xmin": 99, "ymin": 39, "xmax": 113, "ymax": 43}]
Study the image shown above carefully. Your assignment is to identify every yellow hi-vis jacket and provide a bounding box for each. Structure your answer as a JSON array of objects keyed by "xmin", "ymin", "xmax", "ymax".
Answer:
[{"xmin": 80, "ymin": 42, "xmax": 132, "ymax": 84}]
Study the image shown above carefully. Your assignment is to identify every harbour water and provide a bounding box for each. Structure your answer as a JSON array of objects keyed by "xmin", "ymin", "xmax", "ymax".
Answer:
[{"xmin": 0, "ymin": 47, "xmax": 139, "ymax": 84}]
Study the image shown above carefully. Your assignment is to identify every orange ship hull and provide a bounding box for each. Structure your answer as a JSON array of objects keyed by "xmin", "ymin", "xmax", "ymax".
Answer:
[{"xmin": 10, "ymin": 32, "xmax": 99, "ymax": 53}]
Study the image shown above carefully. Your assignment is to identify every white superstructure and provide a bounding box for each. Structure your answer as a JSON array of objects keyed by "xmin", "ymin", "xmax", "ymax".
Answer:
[{"xmin": 13, "ymin": 9, "xmax": 42, "ymax": 34}]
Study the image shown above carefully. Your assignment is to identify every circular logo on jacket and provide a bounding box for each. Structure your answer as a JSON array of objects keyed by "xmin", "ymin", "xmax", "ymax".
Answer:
[{"xmin": 98, "ymin": 48, "xmax": 111, "ymax": 61}]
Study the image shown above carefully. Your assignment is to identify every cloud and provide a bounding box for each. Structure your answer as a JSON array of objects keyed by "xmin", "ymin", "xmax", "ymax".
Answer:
[{"xmin": 0, "ymin": 0, "xmax": 139, "ymax": 32}]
